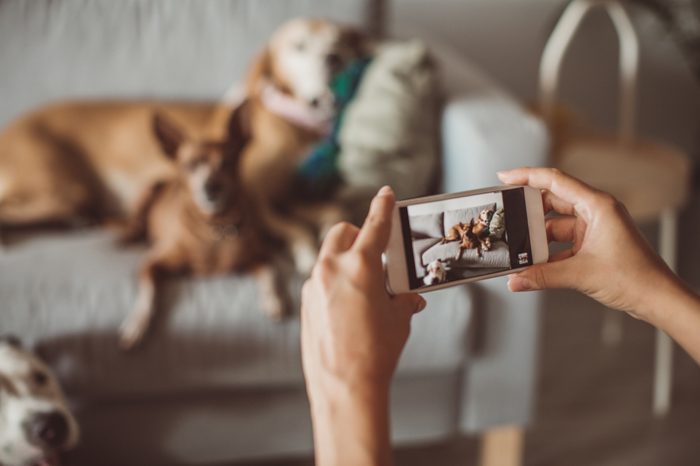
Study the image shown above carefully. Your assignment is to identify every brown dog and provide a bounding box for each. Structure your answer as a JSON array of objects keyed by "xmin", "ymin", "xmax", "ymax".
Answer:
[
  {"xmin": 118, "ymin": 103, "xmax": 287, "ymax": 350},
  {"xmin": 0, "ymin": 18, "xmax": 368, "ymax": 275},
  {"xmin": 0, "ymin": 101, "xmax": 232, "ymax": 229},
  {"xmin": 237, "ymin": 18, "xmax": 370, "ymax": 274},
  {"xmin": 441, "ymin": 209, "xmax": 494, "ymax": 260}
]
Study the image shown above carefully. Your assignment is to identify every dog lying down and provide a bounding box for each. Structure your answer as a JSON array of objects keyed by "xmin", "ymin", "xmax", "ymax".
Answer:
[
  {"xmin": 440, "ymin": 208, "xmax": 494, "ymax": 260},
  {"xmin": 0, "ymin": 338, "xmax": 79, "ymax": 466},
  {"xmin": 118, "ymin": 102, "xmax": 289, "ymax": 350}
]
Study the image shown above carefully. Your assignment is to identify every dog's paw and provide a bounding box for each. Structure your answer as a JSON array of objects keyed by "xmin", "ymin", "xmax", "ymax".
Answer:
[
  {"xmin": 261, "ymin": 293, "xmax": 288, "ymax": 322},
  {"xmin": 293, "ymin": 244, "xmax": 318, "ymax": 276},
  {"xmin": 118, "ymin": 316, "xmax": 148, "ymax": 351}
]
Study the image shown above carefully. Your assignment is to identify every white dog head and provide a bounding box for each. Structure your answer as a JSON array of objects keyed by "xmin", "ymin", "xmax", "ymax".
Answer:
[
  {"xmin": 0, "ymin": 338, "xmax": 79, "ymax": 466},
  {"xmin": 423, "ymin": 259, "xmax": 448, "ymax": 286},
  {"xmin": 248, "ymin": 18, "xmax": 369, "ymax": 114}
]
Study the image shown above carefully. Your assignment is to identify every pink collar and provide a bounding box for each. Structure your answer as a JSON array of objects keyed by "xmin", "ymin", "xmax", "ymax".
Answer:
[{"xmin": 260, "ymin": 83, "xmax": 334, "ymax": 135}]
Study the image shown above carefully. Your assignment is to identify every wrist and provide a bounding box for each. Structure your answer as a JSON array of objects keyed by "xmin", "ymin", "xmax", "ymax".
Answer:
[
  {"xmin": 307, "ymin": 375, "xmax": 392, "ymax": 466},
  {"xmin": 638, "ymin": 269, "xmax": 697, "ymax": 330}
]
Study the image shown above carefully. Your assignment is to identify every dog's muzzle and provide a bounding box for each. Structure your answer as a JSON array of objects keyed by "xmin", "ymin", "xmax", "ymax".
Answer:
[{"xmin": 24, "ymin": 411, "xmax": 70, "ymax": 450}]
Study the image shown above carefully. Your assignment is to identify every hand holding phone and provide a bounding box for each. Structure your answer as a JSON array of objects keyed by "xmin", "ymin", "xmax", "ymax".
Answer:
[{"xmin": 384, "ymin": 186, "xmax": 548, "ymax": 293}]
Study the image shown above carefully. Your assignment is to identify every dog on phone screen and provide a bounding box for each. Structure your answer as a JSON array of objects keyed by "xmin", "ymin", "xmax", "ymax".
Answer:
[
  {"xmin": 441, "ymin": 208, "xmax": 495, "ymax": 260},
  {"xmin": 238, "ymin": 17, "xmax": 371, "ymax": 274},
  {"xmin": 0, "ymin": 337, "xmax": 79, "ymax": 466},
  {"xmin": 423, "ymin": 259, "xmax": 448, "ymax": 286},
  {"xmin": 118, "ymin": 102, "xmax": 288, "ymax": 350},
  {"xmin": 472, "ymin": 208, "xmax": 494, "ymax": 253}
]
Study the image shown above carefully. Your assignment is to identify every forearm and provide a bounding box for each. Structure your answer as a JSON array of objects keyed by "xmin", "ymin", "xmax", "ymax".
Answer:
[
  {"xmin": 309, "ymin": 379, "xmax": 393, "ymax": 466},
  {"xmin": 644, "ymin": 276, "xmax": 700, "ymax": 365}
]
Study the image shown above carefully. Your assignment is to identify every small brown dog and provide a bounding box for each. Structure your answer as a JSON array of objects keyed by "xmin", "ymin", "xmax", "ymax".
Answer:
[
  {"xmin": 118, "ymin": 103, "xmax": 287, "ymax": 350},
  {"xmin": 441, "ymin": 209, "xmax": 494, "ymax": 260}
]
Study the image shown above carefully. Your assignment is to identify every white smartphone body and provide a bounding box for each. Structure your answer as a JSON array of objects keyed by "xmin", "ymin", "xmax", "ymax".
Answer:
[{"xmin": 384, "ymin": 185, "xmax": 548, "ymax": 294}]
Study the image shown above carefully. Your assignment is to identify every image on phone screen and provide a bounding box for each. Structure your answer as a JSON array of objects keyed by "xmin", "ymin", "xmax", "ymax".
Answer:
[{"xmin": 399, "ymin": 188, "xmax": 534, "ymax": 290}]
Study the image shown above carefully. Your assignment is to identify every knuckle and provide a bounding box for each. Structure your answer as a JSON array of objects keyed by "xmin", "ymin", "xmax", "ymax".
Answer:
[
  {"xmin": 330, "ymin": 221, "xmax": 353, "ymax": 236},
  {"xmin": 349, "ymin": 251, "xmax": 373, "ymax": 278},
  {"xmin": 549, "ymin": 167, "xmax": 562, "ymax": 176},
  {"xmin": 595, "ymin": 193, "xmax": 620, "ymax": 212},
  {"xmin": 313, "ymin": 256, "xmax": 335, "ymax": 281},
  {"xmin": 534, "ymin": 267, "xmax": 548, "ymax": 289}
]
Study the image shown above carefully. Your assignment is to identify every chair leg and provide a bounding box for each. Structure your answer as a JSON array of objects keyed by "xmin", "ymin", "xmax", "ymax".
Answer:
[
  {"xmin": 601, "ymin": 311, "xmax": 624, "ymax": 347},
  {"xmin": 479, "ymin": 425, "xmax": 524, "ymax": 466},
  {"xmin": 653, "ymin": 208, "xmax": 677, "ymax": 417}
]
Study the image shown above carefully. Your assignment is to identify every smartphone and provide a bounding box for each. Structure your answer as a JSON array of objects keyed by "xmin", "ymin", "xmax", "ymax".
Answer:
[{"xmin": 384, "ymin": 185, "xmax": 547, "ymax": 294}]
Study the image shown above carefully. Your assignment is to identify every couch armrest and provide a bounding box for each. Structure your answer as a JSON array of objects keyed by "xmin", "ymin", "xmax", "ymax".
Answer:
[{"xmin": 433, "ymin": 41, "xmax": 550, "ymax": 432}]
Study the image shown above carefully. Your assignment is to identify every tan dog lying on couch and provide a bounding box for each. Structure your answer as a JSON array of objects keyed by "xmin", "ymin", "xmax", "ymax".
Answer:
[
  {"xmin": 0, "ymin": 18, "xmax": 367, "ymax": 275},
  {"xmin": 236, "ymin": 17, "xmax": 370, "ymax": 273}
]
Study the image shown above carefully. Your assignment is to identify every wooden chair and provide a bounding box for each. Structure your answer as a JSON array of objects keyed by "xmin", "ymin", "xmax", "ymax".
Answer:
[{"xmin": 539, "ymin": 0, "xmax": 692, "ymax": 417}]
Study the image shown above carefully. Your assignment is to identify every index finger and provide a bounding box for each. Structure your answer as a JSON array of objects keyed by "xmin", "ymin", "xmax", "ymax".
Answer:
[
  {"xmin": 497, "ymin": 167, "xmax": 598, "ymax": 207},
  {"xmin": 353, "ymin": 186, "xmax": 395, "ymax": 256}
]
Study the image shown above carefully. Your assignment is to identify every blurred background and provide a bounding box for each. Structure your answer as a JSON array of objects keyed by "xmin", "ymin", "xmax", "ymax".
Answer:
[{"xmin": 1, "ymin": 0, "xmax": 699, "ymax": 465}]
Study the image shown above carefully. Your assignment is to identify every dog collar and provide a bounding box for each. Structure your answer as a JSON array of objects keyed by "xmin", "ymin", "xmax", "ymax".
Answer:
[{"xmin": 260, "ymin": 83, "xmax": 334, "ymax": 135}]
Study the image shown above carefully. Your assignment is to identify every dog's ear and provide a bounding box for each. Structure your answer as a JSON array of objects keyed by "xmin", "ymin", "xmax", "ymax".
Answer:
[
  {"xmin": 227, "ymin": 99, "xmax": 252, "ymax": 147},
  {"xmin": 153, "ymin": 113, "xmax": 185, "ymax": 160},
  {"xmin": 0, "ymin": 335, "xmax": 22, "ymax": 349},
  {"xmin": 245, "ymin": 47, "xmax": 272, "ymax": 95}
]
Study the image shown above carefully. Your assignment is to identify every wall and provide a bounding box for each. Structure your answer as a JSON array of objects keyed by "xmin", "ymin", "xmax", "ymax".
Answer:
[{"xmin": 390, "ymin": 0, "xmax": 700, "ymax": 159}]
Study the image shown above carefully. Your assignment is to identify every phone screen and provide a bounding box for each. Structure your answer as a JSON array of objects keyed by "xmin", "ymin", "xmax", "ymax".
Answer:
[{"xmin": 399, "ymin": 187, "xmax": 534, "ymax": 290}]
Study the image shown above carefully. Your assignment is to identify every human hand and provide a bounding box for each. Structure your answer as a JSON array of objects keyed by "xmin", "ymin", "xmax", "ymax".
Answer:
[
  {"xmin": 300, "ymin": 186, "xmax": 426, "ymax": 466},
  {"xmin": 301, "ymin": 186, "xmax": 426, "ymax": 397},
  {"xmin": 498, "ymin": 167, "xmax": 679, "ymax": 322}
]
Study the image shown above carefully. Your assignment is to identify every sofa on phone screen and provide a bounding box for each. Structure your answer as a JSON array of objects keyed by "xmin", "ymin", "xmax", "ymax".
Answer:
[
  {"xmin": 409, "ymin": 202, "xmax": 511, "ymax": 280},
  {"xmin": 0, "ymin": 0, "xmax": 548, "ymax": 464}
]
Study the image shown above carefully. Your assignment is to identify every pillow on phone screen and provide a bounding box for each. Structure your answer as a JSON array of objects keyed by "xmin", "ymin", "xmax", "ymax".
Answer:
[
  {"xmin": 409, "ymin": 212, "xmax": 444, "ymax": 239},
  {"xmin": 443, "ymin": 202, "xmax": 497, "ymax": 231}
]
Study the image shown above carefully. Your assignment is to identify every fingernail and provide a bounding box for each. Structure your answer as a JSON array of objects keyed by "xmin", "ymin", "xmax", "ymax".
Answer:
[
  {"xmin": 497, "ymin": 170, "xmax": 508, "ymax": 179},
  {"xmin": 416, "ymin": 296, "xmax": 427, "ymax": 312},
  {"xmin": 508, "ymin": 276, "xmax": 533, "ymax": 291},
  {"xmin": 378, "ymin": 185, "xmax": 393, "ymax": 197}
]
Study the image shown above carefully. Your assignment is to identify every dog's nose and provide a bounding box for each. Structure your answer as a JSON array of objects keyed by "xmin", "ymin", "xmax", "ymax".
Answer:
[
  {"xmin": 204, "ymin": 180, "xmax": 223, "ymax": 200},
  {"xmin": 28, "ymin": 411, "xmax": 69, "ymax": 448}
]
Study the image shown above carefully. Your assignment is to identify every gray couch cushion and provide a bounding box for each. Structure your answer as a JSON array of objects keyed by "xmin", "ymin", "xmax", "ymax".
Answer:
[
  {"xmin": 0, "ymin": 229, "xmax": 472, "ymax": 400},
  {"xmin": 421, "ymin": 239, "xmax": 510, "ymax": 269},
  {"xmin": 409, "ymin": 212, "xmax": 444, "ymax": 239},
  {"xmin": 443, "ymin": 202, "xmax": 497, "ymax": 232},
  {"xmin": 411, "ymin": 237, "xmax": 441, "ymax": 277}
]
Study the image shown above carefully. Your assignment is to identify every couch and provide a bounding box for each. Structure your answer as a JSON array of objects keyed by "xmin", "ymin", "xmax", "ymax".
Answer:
[
  {"xmin": 0, "ymin": 1, "xmax": 549, "ymax": 464},
  {"xmin": 409, "ymin": 203, "xmax": 510, "ymax": 281}
]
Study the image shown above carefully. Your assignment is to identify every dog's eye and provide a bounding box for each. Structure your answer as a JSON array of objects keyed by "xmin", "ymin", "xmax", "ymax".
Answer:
[{"xmin": 32, "ymin": 370, "xmax": 48, "ymax": 387}]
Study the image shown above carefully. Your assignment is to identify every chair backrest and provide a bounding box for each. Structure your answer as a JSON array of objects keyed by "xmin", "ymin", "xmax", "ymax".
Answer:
[
  {"xmin": 539, "ymin": 0, "xmax": 639, "ymax": 145},
  {"xmin": 0, "ymin": 0, "xmax": 382, "ymax": 127}
]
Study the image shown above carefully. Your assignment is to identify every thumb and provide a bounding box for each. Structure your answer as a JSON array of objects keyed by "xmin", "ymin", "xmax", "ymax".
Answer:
[
  {"xmin": 508, "ymin": 259, "xmax": 575, "ymax": 292},
  {"xmin": 392, "ymin": 293, "xmax": 427, "ymax": 316}
]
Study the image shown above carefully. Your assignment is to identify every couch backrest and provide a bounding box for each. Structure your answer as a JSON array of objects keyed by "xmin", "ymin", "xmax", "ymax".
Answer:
[{"xmin": 0, "ymin": 0, "xmax": 382, "ymax": 127}]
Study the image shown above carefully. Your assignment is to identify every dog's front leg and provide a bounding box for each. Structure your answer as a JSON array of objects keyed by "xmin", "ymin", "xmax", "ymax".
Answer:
[
  {"xmin": 252, "ymin": 264, "xmax": 289, "ymax": 321},
  {"xmin": 291, "ymin": 202, "xmax": 346, "ymax": 242},
  {"xmin": 119, "ymin": 251, "xmax": 181, "ymax": 350},
  {"xmin": 258, "ymin": 204, "xmax": 318, "ymax": 275}
]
